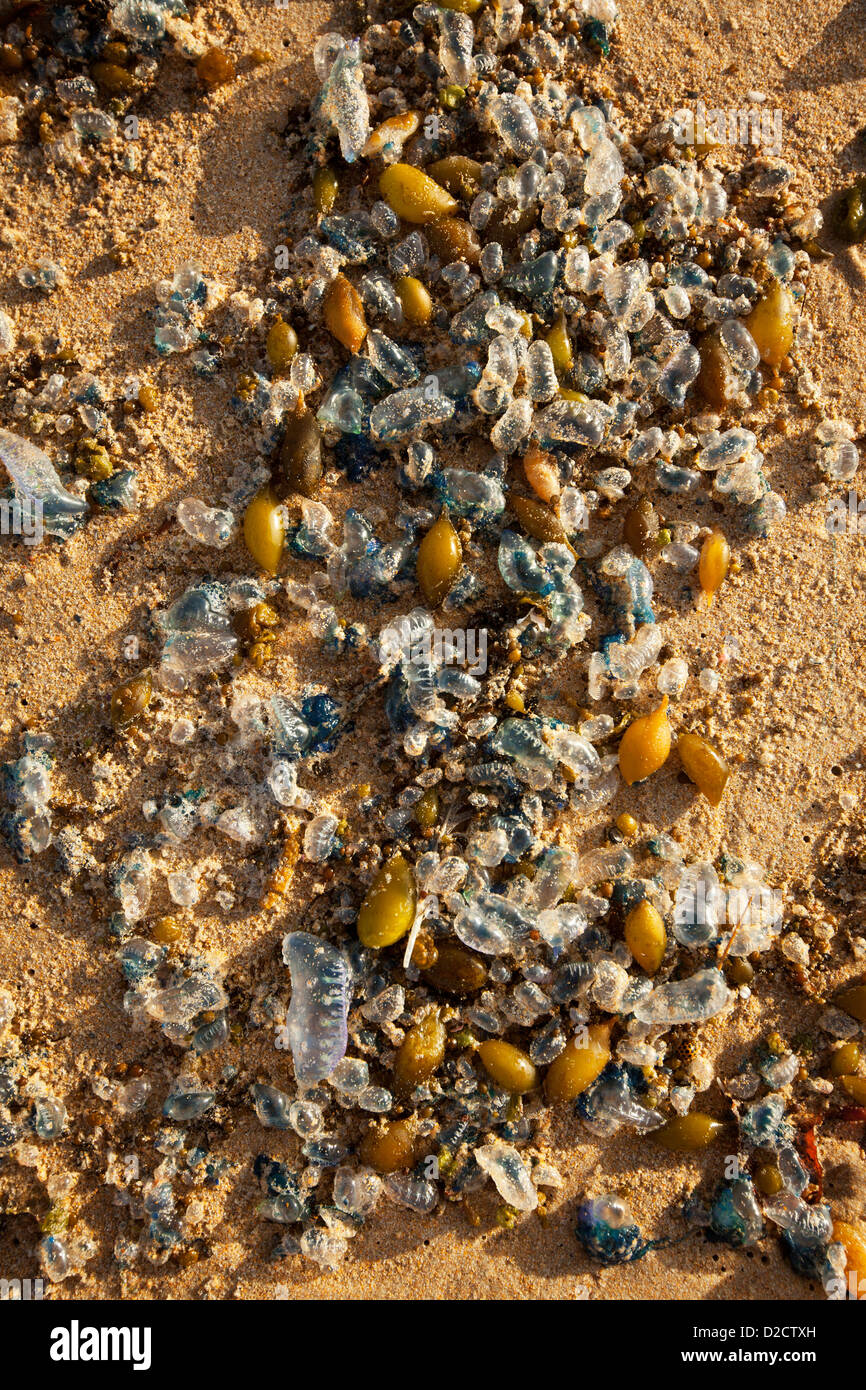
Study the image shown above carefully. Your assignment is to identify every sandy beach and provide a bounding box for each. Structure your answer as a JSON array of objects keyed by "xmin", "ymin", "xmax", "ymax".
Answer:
[{"xmin": 0, "ymin": 0, "xmax": 865, "ymax": 1301}]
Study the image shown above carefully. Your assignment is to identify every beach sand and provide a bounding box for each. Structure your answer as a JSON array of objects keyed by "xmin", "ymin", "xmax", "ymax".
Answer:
[{"xmin": 0, "ymin": 0, "xmax": 865, "ymax": 1299}]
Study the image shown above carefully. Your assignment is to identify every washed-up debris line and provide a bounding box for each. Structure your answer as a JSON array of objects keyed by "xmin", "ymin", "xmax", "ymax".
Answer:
[{"xmin": 1, "ymin": 0, "xmax": 866, "ymax": 1297}]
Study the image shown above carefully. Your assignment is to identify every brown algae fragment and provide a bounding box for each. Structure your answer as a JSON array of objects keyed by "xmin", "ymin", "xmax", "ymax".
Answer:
[
  {"xmin": 653, "ymin": 1114, "xmax": 725, "ymax": 1151},
  {"xmin": 677, "ymin": 733, "xmax": 731, "ymax": 806},
  {"xmin": 152, "ymin": 916, "xmax": 183, "ymax": 944},
  {"xmin": 698, "ymin": 529, "xmax": 731, "ymax": 604},
  {"xmin": 830, "ymin": 1042, "xmax": 862, "ymax": 1077},
  {"xmin": 275, "ymin": 405, "xmax": 323, "ymax": 499},
  {"xmin": 110, "ymin": 672, "xmax": 152, "ymax": 732},
  {"xmin": 235, "ymin": 601, "xmax": 280, "ymax": 669},
  {"xmin": 754, "ymin": 1163, "xmax": 784, "ymax": 1197},
  {"xmin": 265, "ymin": 319, "xmax": 298, "ymax": 372},
  {"xmin": 624, "ymin": 900, "xmax": 666, "ymax": 974},
  {"xmin": 313, "ymin": 165, "xmax": 339, "ymax": 216},
  {"xmin": 324, "ymin": 273, "xmax": 367, "ymax": 353},
  {"xmin": 0, "ymin": 44, "xmax": 25, "ymax": 73},
  {"xmin": 425, "ymin": 156, "xmax": 483, "ymax": 201},
  {"xmin": 394, "ymin": 1009, "xmax": 446, "ymax": 1091},
  {"xmin": 745, "ymin": 280, "xmax": 796, "ymax": 368},
  {"xmin": 838, "ymin": 178, "xmax": 866, "ymax": 244},
  {"xmin": 422, "ymin": 942, "xmax": 486, "ymax": 995},
  {"xmin": 425, "ymin": 218, "xmax": 482, "ymax": 266},
  {"xmin": 379, "ymin": 163, "xmax": 458, "ymax": 223},
  {"xmin": 243, "ymin": 488, "xmax": 285, "ymax": 576},
  {"xmin": 364, "ymin": 111, "xmax": 420, "ymax": 158},
  {"xmin": 522, "ymin": 444, "xmax": 560, "ymax": 503},
  {"xmin": 413, "ymin": 787, "xmax": 441, "ymax": 830},
  {"xmin": 511, "ymin": 494, "xmax": 573, "ymax": 550},
  {"xmin": 74, "ymin": 440, "xmax": 113, "ymax": 481},
  {"xmin": 832, "ymin": 1220, "xmax": 866, "ymax": 1284},
  {"xmin": 263, "ymin": 830, "xmax": 300, "ymax": 910},
  {"xmin": 196, "ymin": 48, "xmax": 236, "ymax": 89},
  {"xmin": 417, "ymin": 512, "xmax": 462, "ymax": 606},
  {"xmin": 618, "ymin": 697, "xmax": 671, "ymax": 786},
  {"xmin": 545, "ymin": 314, "xmax": 574, "ymax": 375},
  {"xmin": 92, "ymin": 61, "xmax": 137, "ymax": 93},
  {"xmin": 485, "ymin": 201, "xmax": 537, "ymax": 246},
  {"xmin": 622, "ymin": 498, "xmax": 659, "ymax": 557},
  {"xmin": 357, "ymin": 852, "xmax": 417, "ymax": 948},
  {"xmin": 478, "ymin": 1040, "xmax": 537, "ymax": 1094},
  {"xmin": 544, "ymin": 1023, "xmax": 612, "ymax": 1102},
  {"xmin": 359, "ymin": 1119, "xmax": 418, "ymax": 1173},
  {"xmin": 837, "ymin": 984, "xmax": 866, "ymax": 1024},
  {"xmin": 696, "ymin": 331, "xmax": 741, "ymax": 410},
  {"xmin": 395, "ymin": 275, "xmax": 433, "ymax": 326},
  {"xmin": 727, "ymin": 958, "xmax": 754, "ymax": 987}
]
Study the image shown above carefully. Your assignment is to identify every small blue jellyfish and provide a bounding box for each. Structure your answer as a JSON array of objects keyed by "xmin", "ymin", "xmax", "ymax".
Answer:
[{"xmin": 575, "ymin": 1194, "xmax": 654, "ymax": 1264}]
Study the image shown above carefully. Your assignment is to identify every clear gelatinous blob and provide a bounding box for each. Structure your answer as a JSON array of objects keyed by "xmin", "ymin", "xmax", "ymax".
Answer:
[
  {"xmin": 633, "ymin": 967, "xmax": 732, "ymax": 1025},
  {"xmin": 282, "ymin": 931, "xmax": 351, "ymax": 1085},
  {"xmin": 475, "ymin": 1139, "xmax": 538, "ymax": 1212},
  {"xmin": 0, "ymin": 427, "xmax": 88, "ymax": 538}
]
